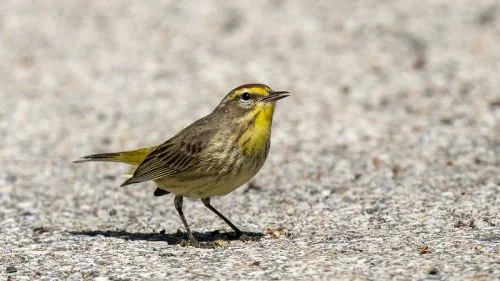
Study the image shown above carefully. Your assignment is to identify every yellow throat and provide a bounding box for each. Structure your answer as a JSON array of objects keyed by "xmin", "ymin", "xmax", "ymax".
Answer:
[{"xmin": 237, "ymin": 103, "xmax": 275, "ymax": 156}]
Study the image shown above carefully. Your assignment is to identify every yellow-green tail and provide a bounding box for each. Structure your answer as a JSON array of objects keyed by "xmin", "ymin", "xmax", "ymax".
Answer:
[{"xmin": 74, "ymin": 146, "xmax": 157, "ymax": 166}]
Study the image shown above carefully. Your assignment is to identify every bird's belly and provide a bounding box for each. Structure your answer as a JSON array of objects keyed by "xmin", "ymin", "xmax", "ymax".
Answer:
[{"xmin": 155, "ymin": 151, "xmax": 267, "ymax": 198}]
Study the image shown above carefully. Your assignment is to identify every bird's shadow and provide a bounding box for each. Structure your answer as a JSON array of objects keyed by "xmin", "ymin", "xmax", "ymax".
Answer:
[{"xmin": 69, "ymin": 229, "xmax": 264, "ymax": 246}]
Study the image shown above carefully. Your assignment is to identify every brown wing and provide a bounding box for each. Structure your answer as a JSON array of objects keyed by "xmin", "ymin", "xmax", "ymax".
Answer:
[{"xmin": 120, "ymin": 120, "xmax": 218, "ymax": 186}]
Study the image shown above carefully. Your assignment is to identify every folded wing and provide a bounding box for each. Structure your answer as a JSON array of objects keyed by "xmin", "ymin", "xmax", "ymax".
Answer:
[{"xmin": 120, "ymin": 123, "xmax": 217, "ymax": 186}]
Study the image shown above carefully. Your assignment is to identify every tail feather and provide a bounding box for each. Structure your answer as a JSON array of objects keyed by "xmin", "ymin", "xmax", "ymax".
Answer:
[
  {"xmin": 74, "ymin": 152, "xmax": 123, "ymax": 163},
  {"xmin": 74, "ymin": 146, "xmax": 157, "ymax": 166}
]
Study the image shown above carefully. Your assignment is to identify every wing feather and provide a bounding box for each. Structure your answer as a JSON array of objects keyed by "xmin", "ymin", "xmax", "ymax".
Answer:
[{"xmin": 120, "ymin": 119, "xmax": 218, "ymax": 186}]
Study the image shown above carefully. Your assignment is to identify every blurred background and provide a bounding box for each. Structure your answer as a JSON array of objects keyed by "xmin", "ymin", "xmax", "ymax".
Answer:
[
  {"xmin": 2, "ymin": 0, "xmax": 499, "ymax": 185},
  {"xmin": 1, "ymin": 0, "xmax": 499, "ymax": 279}
]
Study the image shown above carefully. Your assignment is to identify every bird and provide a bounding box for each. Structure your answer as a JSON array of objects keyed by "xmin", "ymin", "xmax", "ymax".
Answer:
[{"xmin": 74, "ymin": 83, "xmax": 289, "ymax": 246}]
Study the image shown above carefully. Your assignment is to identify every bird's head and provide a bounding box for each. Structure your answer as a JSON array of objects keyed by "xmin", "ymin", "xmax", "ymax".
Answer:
[
  {"xmin": 214, "ymin": 84, "xmax": 289, "ymax": 155},
  {"xmin": 217, "ymin": 84, "xmax": 289, "ymax": 120}
]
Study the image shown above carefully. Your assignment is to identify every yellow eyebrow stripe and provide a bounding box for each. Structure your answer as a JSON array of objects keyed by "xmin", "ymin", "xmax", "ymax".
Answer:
[{"xmin": 228, "ymin": 84, "xmax": 272, "ymax": 99}]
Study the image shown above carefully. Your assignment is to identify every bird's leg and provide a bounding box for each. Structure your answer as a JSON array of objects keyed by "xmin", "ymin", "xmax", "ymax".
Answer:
[
  {"xmin": 174, "ymin": 195, "xmax": 198, "ymax": 245},
  {"xmin": 201, "ymin": 197, "xmax": 242, "ymax": 237}
]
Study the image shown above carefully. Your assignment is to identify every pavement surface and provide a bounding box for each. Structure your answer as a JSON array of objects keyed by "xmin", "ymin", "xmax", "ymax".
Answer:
[{"xmin": 1, "ymin": 0, "xmax": 499, "ymax": 280}]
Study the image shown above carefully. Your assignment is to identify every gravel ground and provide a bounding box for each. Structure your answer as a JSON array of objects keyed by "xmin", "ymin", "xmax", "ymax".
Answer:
[{"xmin": 1, "ymin": 0, "xmax": 499, "ymax": 280}]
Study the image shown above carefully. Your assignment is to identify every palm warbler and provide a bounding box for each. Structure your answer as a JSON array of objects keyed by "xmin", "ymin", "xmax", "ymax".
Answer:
[{"xmin": 75, "ymin": 84, "xmax": 289, "ymax": 245}]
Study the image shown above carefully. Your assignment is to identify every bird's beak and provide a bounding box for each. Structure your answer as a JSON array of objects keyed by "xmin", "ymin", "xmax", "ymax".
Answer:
[{"xmin": 263, "ymin": 91, "xmax": 290, "ymax": 102}]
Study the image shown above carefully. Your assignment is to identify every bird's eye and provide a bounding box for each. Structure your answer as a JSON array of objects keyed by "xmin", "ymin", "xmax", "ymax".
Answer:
[{"xmin": 240, "ymin": 92, "xmax": 251, "ymax": 102}]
